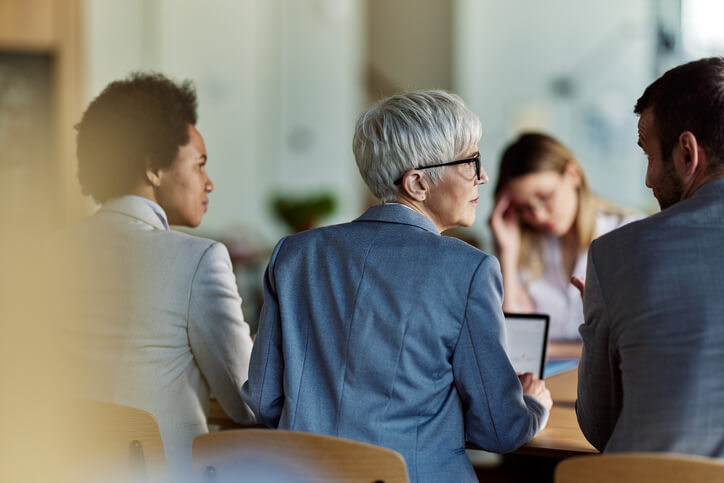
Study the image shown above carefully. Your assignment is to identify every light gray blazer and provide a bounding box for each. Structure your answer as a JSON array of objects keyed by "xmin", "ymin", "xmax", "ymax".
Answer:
[
  {"xmin": 577, "ymin": 178, "xmax": 724, "ymax": 456},
  {"xmin": 63, "ymin": 196, "xmax": 253, "ymax": 480},
  {"xmin": 243, "ymin": 204, "xmax": 548, "ymax": 483}
]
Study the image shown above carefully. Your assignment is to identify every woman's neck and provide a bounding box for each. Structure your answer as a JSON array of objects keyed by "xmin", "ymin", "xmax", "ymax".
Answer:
[{"xmin": 393, "ymin": 196, "xmax": 444, "ymax": 233}]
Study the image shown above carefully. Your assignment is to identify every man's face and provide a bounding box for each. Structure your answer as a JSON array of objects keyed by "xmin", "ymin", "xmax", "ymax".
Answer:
[{"xmin": 638, "ymin": 109, "xmax": 683, "ymax": 210}]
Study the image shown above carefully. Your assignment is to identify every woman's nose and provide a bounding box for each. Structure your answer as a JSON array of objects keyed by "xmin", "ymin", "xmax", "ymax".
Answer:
[
  {"xmin": 477, "ymin": 168, "xmax": 489, "ymax": 185},
  {"xmin": 530, "ymin": 205, "xmax": 550, "ymax": 224}
]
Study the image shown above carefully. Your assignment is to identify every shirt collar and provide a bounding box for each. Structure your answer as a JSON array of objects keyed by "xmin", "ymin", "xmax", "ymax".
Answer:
[{"xmin": 127, "ymin": 195, "xmax": 169, "ymax": 230}]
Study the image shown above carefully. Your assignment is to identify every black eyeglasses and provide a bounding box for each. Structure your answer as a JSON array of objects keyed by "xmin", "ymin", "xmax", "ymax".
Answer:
[{"xmin": 393, "ymin": 154, "xmax": 481, "ymax": 185}]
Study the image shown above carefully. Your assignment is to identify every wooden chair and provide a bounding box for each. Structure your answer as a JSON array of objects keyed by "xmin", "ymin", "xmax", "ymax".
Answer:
[
  {"xmin": 192, "ymin": 429, "xmax": 409, "ymax": 482},
  {"xmin": 74, "ymin": 399, "xmax": 168, "ymax": 482},
  {"xmin": 555, "ymin": 452, "xmax": 724, "ymax": 483}
]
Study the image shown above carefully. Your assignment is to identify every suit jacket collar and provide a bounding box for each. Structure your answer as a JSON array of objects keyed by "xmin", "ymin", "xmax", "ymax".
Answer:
[
  {"xmin": 99, "ymin": 195, "xmax": 168, "ymax": 231},
  {"xmin": 691, "ymin": 177, "xmax": 724, "ymax": 200},
  {"xmin": 354, "ymin": 203, "xmax": 440, "ymax": 235}
]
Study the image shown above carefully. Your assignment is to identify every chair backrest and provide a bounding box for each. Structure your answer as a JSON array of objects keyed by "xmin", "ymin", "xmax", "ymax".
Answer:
[
  {"xmin": 555, "ymin": 452, "xmax": 724, "ymax": 483},
  {"xmin": 192, "ymin": 429, "xmax": 409, "ymax": 483},
  {"xmin": 74, "ymin": 399, "xmax": 168, "ymax": 482}
]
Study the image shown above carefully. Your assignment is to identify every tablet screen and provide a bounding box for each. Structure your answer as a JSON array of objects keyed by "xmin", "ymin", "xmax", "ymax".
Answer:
[{"xmin": 503, "ymin": 313, "xmax": 550, "ymax": 379}]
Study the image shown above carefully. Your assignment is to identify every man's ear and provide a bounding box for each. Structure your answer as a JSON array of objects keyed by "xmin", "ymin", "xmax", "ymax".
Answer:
[
  {"xmin": 674, "ymin": 131, "xmax": 705, "ymax": 181},
  {"xmin": 401, "ymin": 170, "xmax": 429, "ymax": 201}
]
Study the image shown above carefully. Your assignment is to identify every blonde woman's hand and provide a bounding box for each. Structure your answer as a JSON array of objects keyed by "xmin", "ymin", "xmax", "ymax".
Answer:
[
  {"xmin": 490, "ymin": 190, "xmax": 535, "ymax": 312},
  {"xmin": 571, "ymin": 276, "xmax": 585, "ymax": 299},
  {"xmin": 489, "ymin": 191, "xmax": 521, "ymax": 256}
]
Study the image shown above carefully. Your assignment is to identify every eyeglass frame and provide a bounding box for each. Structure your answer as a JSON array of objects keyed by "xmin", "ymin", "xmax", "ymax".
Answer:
[{"xmin": 393, "ymin": 153, "xmax": 482, "ymax": 185}]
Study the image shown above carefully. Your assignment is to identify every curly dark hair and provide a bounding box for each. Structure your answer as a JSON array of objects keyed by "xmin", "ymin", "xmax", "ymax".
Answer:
[
  {"xmin": 634, "ymin": 57, "xmax": 724, "ymax": 171},
  {"xmin": 75, "ymin": 72, "xmax": 198, "ymax": 203}
]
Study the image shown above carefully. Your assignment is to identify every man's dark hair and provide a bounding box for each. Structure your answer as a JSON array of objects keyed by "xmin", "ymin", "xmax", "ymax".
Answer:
[
  {"xmin": 75, "ymin": 72, "xmax": 198, "ymax": 203},
  {"xmin": 634, "ymin": 57, "xmax": 724, "ymax": 170}
]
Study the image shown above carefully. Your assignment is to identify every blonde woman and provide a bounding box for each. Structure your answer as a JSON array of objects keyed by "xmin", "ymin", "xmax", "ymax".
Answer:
[{"xmin": 489, "ymin": 133, "xmax": 639, "ymax": 341}]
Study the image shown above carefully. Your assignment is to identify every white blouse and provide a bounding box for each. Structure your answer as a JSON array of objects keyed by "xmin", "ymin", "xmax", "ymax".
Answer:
[{"xmin": 521, "ymin": 210, "xmax": 641, "ymax": 341}]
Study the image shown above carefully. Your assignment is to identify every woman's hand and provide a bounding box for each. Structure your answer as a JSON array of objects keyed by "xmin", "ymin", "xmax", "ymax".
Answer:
[
  {"xmin": 571, "ymin": 276, "xmax": 585, "ymax": 299},
  {"xmin": 489, "ymin": 191, "xmax": 521, "ymax": 257},
  {"xmin": 519, "ymin": 372, "xmax": 553, "ymax": 411},
  {"xmin": 489, "ymin": 191, "xmax": 535, "ymax": 312}
]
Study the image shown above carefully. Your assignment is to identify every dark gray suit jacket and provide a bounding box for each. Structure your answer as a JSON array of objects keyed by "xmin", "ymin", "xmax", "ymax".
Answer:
[
  {"xmin": 243, "ymin": 204, "xmax": 548, "ymax": 483},
  {"xmin": 577, "ymin": 178, "xmax": 724, "ymax": 455}
]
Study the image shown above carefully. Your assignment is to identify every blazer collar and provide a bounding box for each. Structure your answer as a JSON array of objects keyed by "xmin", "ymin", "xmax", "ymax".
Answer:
[
  {"xmin": 99, "ymin": 195, "xmax": 168, "ymax": 231},
  {"xmin": 691, "ymin": 177, "xmax": 724, "ymax": 200},
  {"xmin": 354, "ymin": 203, "xmax": 440, "ymax": 235}
]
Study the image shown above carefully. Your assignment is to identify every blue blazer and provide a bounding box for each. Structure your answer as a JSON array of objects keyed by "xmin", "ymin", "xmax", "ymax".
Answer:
[{"xmin": 242, "ymin": 204, "xmax": 548, "ymax": 482}]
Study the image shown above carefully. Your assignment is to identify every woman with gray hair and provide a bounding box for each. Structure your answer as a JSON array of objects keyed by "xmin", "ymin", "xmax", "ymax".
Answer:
[{"xmin": 243, "ymin": 90, "xmax": 551, "ymax": 482}]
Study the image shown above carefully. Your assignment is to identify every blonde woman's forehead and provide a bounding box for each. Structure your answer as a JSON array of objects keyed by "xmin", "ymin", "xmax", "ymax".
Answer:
[{"xmin": 507, "ymin": 171, "xmax": 562, "ymax": 201}]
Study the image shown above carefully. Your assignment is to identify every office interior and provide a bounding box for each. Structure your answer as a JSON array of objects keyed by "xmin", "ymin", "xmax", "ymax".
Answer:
[{"xmin": 1, "ymin": 0, "xmax": 723, "ymax": 481}]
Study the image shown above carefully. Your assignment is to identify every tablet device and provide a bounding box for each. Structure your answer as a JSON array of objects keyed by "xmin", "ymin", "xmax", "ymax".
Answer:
[{"xmin": 503, "ymin": 312, "xmax": 550, "ymax": 379}]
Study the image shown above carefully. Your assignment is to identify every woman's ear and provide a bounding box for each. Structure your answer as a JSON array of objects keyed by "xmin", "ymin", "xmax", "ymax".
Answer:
[
  {"xmin": 145, "ymin": 157, "xmax": 162, "ymax": 188},
  {"xmin": 146, "ymin": 170, "xmax": 161, "ymax": 188},
  {"xmin": 401, "ymin": 170, "xmax": 429, "ymax": 201},
  {"xmin": 564, "ymin": 161, "xmax": 583, "ymax": 188}
]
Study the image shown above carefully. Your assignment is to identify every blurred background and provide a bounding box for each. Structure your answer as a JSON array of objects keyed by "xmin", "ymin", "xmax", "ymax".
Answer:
[
  {"xmin": 4, "ymin": 0, "xmax": 724, "ymax": 326},
  {"xmin": 2, "ymin": 0, "xmax": 724, "ymax": 480},
  {"xmin": 6, "ymin": 0, "xmax": 724, "ymax": 239}
]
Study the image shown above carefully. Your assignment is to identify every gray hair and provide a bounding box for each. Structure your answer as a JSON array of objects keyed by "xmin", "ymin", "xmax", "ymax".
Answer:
[{"xmin": 352, "ymin": 90, "xmax": 482, "ymax": 202}]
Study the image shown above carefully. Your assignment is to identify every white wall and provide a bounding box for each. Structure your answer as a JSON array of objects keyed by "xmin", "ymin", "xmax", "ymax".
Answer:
[
  {"xmin": 271, "ymin": 0, "xmax": 365, "ymax": 232},
  {"xmin": 86, "ymin": 0, "xmax": 666, "ymax": 255},
  {"xmin": 454, "ymin": 0, "xmax": 658, "ymax": 249},
  {"xmin": 85, "ymin": 0, "xmax": 154, "ymax": 95},
  {"xmin": 84, "ymin": 0, "xmax": 365, "ymax": 246}
]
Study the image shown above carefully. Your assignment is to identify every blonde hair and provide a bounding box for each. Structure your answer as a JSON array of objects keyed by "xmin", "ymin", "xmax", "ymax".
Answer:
[{"xmin": 495, "ymin": 133, "xmax": 629, "ymax": 278}]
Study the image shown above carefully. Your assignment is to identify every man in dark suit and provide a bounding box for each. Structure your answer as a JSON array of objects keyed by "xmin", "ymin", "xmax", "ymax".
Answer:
[{"xmin": 576, "ymin": 57, "xmax": 724, "ymax": 456}]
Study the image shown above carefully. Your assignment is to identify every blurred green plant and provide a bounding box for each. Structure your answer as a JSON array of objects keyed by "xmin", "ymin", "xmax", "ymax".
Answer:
[{"xmin": 270, "ymin": 192, "xmax": 337, "ymax": 233}]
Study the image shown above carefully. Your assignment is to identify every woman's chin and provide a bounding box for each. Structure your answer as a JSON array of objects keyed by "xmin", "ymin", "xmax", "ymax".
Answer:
[{"xmin": 461, "ymin": 215, "xmax": 476, "ymax": 228}]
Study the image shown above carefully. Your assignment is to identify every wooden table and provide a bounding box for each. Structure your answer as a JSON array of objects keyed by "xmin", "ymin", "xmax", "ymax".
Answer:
[
  {"xmin": 515, "ymin": 368, "xmax": 596, "ymax": 457},
  {"xmin": 210, "ymin": 367, "xmax": 597, "ymax": 457}
]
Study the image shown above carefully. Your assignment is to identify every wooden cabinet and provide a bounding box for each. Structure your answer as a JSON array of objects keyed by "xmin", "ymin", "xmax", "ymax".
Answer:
[
  {"xmin": 0, "ymin": 0, "xmax": 86, "ymax": 226},
  {"xmin": 0, "ymin": 0, "xmax": 57, "ymax": 50}
]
